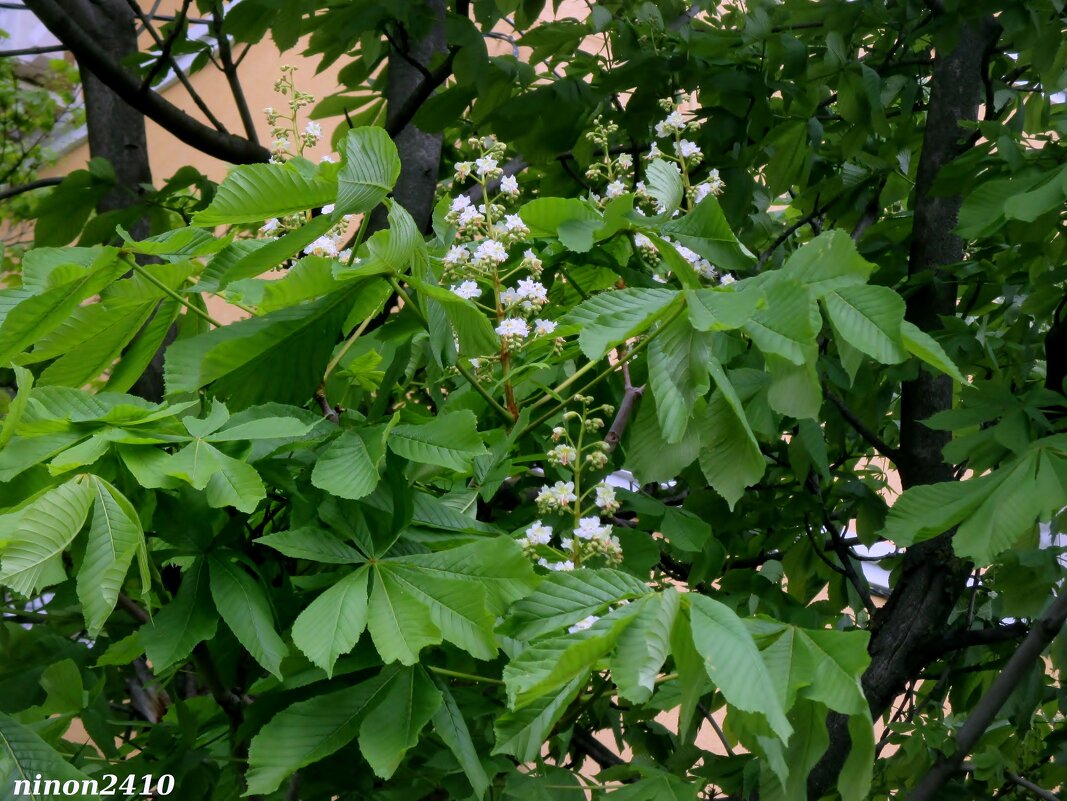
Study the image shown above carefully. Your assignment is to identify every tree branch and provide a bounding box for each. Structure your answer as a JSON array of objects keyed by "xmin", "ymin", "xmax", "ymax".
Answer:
[
  {"xmin": 824, "ymin": 384, "xmax": 900, "ymax": 461},
  {"xmin": 907, "ymin": 591, "xmax": 1067, "ymax": 801},
  {"xmin": 24, "ymin": 0, "xmax": 268, "ymax": 164},
  {"xmin": 212, "ymin": 1, "xmax": 258, "ymax": 143},
  {"xmin": 937, "ymin": 621, "xmax": 1030, "ymax": 653},
  {"xmin": 603, "ymin": 363, "xmax": 644, "ymax": 452},
  {"xmin": 0, "ymin": 44, "xmax": 67, "ymax": 57},
  {"xmin": 383, "ymin": 47, "xmax": 457, "ymax": 139},
  {"xmin": 0, "ymin": 175, "xmax": 62, "ymax": 200},
  {"xmin": 124, "ymin": 0, "xmax": 228, "ymax": 133}
]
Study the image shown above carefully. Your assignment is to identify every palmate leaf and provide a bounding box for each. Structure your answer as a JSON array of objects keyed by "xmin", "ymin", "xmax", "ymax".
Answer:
[
  {"xmin": 358, "ymin": 665, "xmax": 442, "ymax": 779},
  {"xmin": 743, "ymin": 276, "xmax": 819, "ymax": 366},
  {"xmin": 37, "ymin": 304, "xmax": 155, "ymax": 389},
  {"xmin": 648, "ymin": 315, "xmax": 713, "ymax": 443},
  {"xmin": 503, "ymin": 603, "xmax": 640, "ymax": 710},
  {"xmin": 245, "ymin": 669, "xmax": 396, "ymax": 795},
  {"xmin": 431, "ymin": 680, "xmax": 491, "ymax": 800},
  {"xmin": 492, "ymin": 673, "xmax": 586, "ymax": 762},
  {"xmin": 698, "ymin": 362, "xmax": 766, "ymax": 509},
  {"xmin": 163, "ymin": 439, "xmax": 265, "ymax": 513},
  {"xmin": 336, "ymin": 127, "xmax": 401, "ymax": 215},
  {"xmin": 367, "ymin": 537, "xmax": 537, "ymax": 664},
  {"xmin": 164, "ymin": 283, "xmax": 360, "ymax": 409},
  {"xmin": 660, "ymin": 194, "xmax": 755, "ymax": 272},
  {"xmin": 139, "ymin": 558, "xmax": 218, "ymax": 671},
  {"xmin": 0, "ymin": 712, "xmax": 100, "ymax": 801},
  {"xmin": 611, "ymin": 589, "xmax": 680, "ymax": 704},
  {"xmin": 688, "ymin": 595, "xmax": 792, "ymax": 742},
  {"xmin": 564, "ymin": 288, "xmax": 680, "ymax": 360},
  {"xmin": 292, "ymin": 566, "xmax": 370, "ymax": 676},
  {"xmin": 499, "ymin": 568, "xmax": 651, "ymax": 641},
  {"xmin": 76, "ymin": 476, "xmax": 148, "ymax": 637},
  {"xmin": 311, "ymin": 430, "xmax": 381, "ymax": 500},
  {"xmin": 208, "ymin": 556, "xmax": 288, "ymax": 679},
  {"xmin": 255, "ymin": 527, "xmax": 364, "ymax": 564},
  {"xmin": 822, "ymin": 284, "xmax": 908, "ymax": 365},
  {"xmin": 388, "ymin": 410, "xmax": 488, "ymax": 472},
  {"xmin": 192, "ymin": 160, "xmax": 337, "ymax": 226},
  {"xmin": 0, "ymin": 249, "xmax": 126, "ymax": 367},
  {"xmin": 0, "ymin": 477, "xmax": 93, "ymax": 597}
]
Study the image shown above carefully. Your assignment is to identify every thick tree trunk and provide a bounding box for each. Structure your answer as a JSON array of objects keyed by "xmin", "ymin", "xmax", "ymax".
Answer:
[
  {"xmin": 370, "ymin": 0, "xmax": 447, "ymax": 234},
  {"xmin": 807, "ymin": 18, "xmax": 999, "ymax": 798}
]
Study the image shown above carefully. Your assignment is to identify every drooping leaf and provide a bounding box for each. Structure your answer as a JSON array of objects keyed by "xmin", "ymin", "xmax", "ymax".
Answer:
[
  {"xmin": 612, "ymin": 589, "xmax": 680, "ymax": 703},
  {"xmin": 661, "ymin": 194, "xmax": 755, "ymax": 271},
  {"xmin": 699, "ymin": 362, "xmax": 766, "ymax": 509},
  {"xmin": 822, "ymin": 284, "xmax": 908, "ymax": 365},
  {"xmin": 0, "ymin": 477, "xmax": 93, "ymax": 597},
  {"xmin": 900, "ymin": 321, "xmax": 966, "ymax": 383},
  {"xmin": 744, "ymin": 277, "xmax": 818, "ymax": 365},
  {"xmin": 492, "ymin": 673, "xmax": 586, "ymax": 762},
  {"xmin": 0, "ymin": 712, "xmax": 100, "ymax": 800},
  {"xmin": 431, "ymin": 679, "xmax": 491, "ymax": 799},
  {"xmin": 336, "ymin": 127, "xmax": 402, "ymax": 215},
  {"xmin": 311, "ymin": 430, "xmax": 381, "ymax": 500},
  {"xmin": 139, "ymin": 558, "xmax": 218, "ymax": 671},
  {"xmin": 648, "ymin": 315, "xmax": 713, "ymax": 443},
  {"xmin": 77, "ymin": 477, "xmax": 147, "ymax": 637},
  {"xmin": 208, "ymin": 556, "xmax": 288, "ymax": 679},
  {"xmin": 357, "ymin": 665, "xmax": 442, "ymax": 779}
]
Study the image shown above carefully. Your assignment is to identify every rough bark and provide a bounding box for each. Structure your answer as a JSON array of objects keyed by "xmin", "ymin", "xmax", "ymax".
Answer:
[
  {"xmin": 371, "ymin": 0, "xmax": 448, "ymax": 234},
  {"xmin": 807, "ymin": 18, "xmax": 1000, "ymax": 798}
]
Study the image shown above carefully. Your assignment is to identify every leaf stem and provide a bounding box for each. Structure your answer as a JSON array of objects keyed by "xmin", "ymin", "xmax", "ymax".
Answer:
[
  {"xmin": 425, "ymin": 664, "xmax": 505, "ymax": 685},
  {"xmin": 456, "ymin": 361, "xmax": 515, "ymax": 422},
  {"xmin": 323, "ymin": 313, "xmax": 375, "ymax": 381},
  {"xmin": 123, "ymin": 256, "xmax": 221, "ymax": 327}
]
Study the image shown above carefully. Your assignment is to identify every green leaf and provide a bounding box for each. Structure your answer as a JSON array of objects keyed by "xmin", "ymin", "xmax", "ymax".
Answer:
[
  {"xmin": 0, "ymin": 364, "xmax": 33, "ymax": 449},
  {"xmin": 245, "ymin": 670, "xmax": 395, "ymax": 795},
  {"xmin": 645, "ymin": 158, "xmax": 683, "ymax": 214},
  {"xmin": 661, "ymin": 194, "xmax": 755, "ymax": 271},
  {"xmin": 0, "ymin": 250, "xmax": 126, "ymax": 366},
  {"xmin": 880, "ymin": 471, "xmax": 1006, "ymax": 547},
  {"xmin": 624, "ymin": 392, "xmax": 700, "ymax": 484},
  {"xmin": 165, "ymin": 439, "xmax": 265, "ymax": 513},
  {"xmin": 311, "ymin": 430, "xmax": 380, "ymax": 500},
  {"xmin": 406, "ymin": 277, "xmax": 501, "ymax": 358},
  {"xmin": 612, "ymin": 589, "xmax": 680, "ymax": 703},
  {"xmin": 504, "ymin": 605, "xmax": 638, "ymax": 709},
  {"xmin": 493, "ymin": 673, "xmax": 586, "ymax": 761},
  {"xmin": 743, "ymin": 277, "xmax": 818, "ymax": 365},
  {"xmin": 139, "ymin": 558, "xmax": 218, "ymax": 671},
  {"xmin": 839, "ymin": 710, "xmax": 875, "ymax": 801},
  {"xmin": 192, "ymin": 162, "xmax": 337, "ymax": 226},
  {"xmin": 0, "ymin": 711, "xmax": 99, "ymax": 800},
  {"xmin": 500, "ymin": 568, "xmax": 651, "ymax": 641},
  {"xmin": 77, "ymin": 477, "xmax": 147, "ymax": 637},
  {"xmin": 37, "ymin": 305, "xmax": 154, "ymax": 389},
  {"xmin": 367, "ymin": 566, "xmax": 440, "ymax": 665},
  {"xmin": 688, "ymin": 595, "xmax": 791, "ymax": 741},
  {"xmin": 766, "ymin": 351, "xmax": 822, "ymax": 420},
  {"xmin": 518, "ymin": 197, "xmax": 601, "ymax": 237},
  {"xmin": 822, "ymin": 284, "xmax": 908, "ymax": 364},
  {"xmin": 292, "ymin": 566, "xmax": 369, "ymax": 677},
  {"xmin": 648, "ymin": 315, "xmax": 712, "ymax": 443},
  {"xmin": 358, "ymin": 665, "xmax": 442, "ymax": 779},
  {"xmin": 565, "ymin": 288, "xmax": 680, "ymax": 360},
  {"xmin": 208, "ymin": 556, "xmax": 288, "ymax": 679},
  {"xmin": 0, "ymin": 477, "xmax": 93, "ymax": 597},
  {"xmin": 336, "ymin": 127, "xmax": 402, "ymax": 215},
  {"xmin": 255, "ymin": 527, "xmax": 364, "ymax": 564},
  {"xmin": 900, "ymin": 321, "xmax": 966, "ymax": 383},
  {"xmin": 431, "ymin": 679, "xmax": 491, "ymax": 799},
  {"xmin": 669, "ymin": 610, "xmax": 707, "ymax": 741},
  {"xmin": 164, "ymin": 283, "xmax": 358, "ymax": 408},
  {"xmin": 699, "ymin": 363, "xmax": 765, "ymax": 509},
  {"xmin": 782, "ymin": 230, "xmax": 873, "ymax": 298},
  {"xmin": 686, "ymin": 285, "xmax": 764, "ymax": 331},
  {"xmin": 388, "ymin": 410, "xmax": 488, "ymax": 471}
]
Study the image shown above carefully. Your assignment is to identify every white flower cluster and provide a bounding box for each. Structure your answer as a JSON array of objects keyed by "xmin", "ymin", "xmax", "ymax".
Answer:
[{"xmin": 536, "ymin": 481, "xmax": 578, "ymax": 512}]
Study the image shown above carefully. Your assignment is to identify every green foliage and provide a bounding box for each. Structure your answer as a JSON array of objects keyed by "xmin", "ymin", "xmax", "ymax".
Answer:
[{"xmin": 3, "ymin": 2, "xmax": 1066, "ymax": 799}]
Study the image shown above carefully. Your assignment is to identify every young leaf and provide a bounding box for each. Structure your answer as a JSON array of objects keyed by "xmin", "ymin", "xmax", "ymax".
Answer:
[
  {"xmin": 192, "ymin": 162, "xmax": 337, "ymax": 226},
  {"xmin": 208, "ymin": 556, "xmax": 288, "ymax": 679},
  {"xmin": 336, "ymin": 127, "xmax": 402, "ymax": 215},
  {"xmin": 77, "ymin": 477, "xmax": 147, "ymax": 637},
  {"xmin": 0, "ymin": 476, "xmax": 93, "ymax": 597},
  {"xmin": 688, "ymin": 595, "xmax": 792, "ymax": 742},
  {"xmin": 139, "ymin": 558, "xmax": 218, "ymax": 671}
]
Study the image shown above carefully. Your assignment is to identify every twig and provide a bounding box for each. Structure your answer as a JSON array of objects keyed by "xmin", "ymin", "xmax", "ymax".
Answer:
[
  {"xmin": 384, "ymin": 47, "xmax": 457, "ymax": 137},
  {"xmin": 137, "ymin": 0, "xmax": 190, "ymax": 91},
  {"xmin": 0, "ymin": 44, "xmax": 67, "ymax": 57},
  {"xmin": 937, "ymin": 622, "xmax": 1030, "ymax": 653},
  {"xmin": 123, "ymin": 0, "xmax": 229, "ymax": 133},
  {"xmin": 0, "ymin": 175, "xmax": 62, "ymax": 201},
  {"xmin": 698, "ymin": 703, "xmax": 735, "ymax": 756},
  {"xmin": 603, "ymin": 363, "xmax": 644, "ymax": 452},
  {"xmin": 314, "ymin": 384, "xmax": 340, "ymax": 424},
  {"xmin": 906, "ymin": 590, "xmax": 1067, "ymax": 801},
  {"xmin": 756, "ymin": 204, "xmax": 825, "ymax": 267},
  {"xmin": 212, "ymin": 1, "xmax": 258, "ymax": 143},
  {"xmin": 284, "ymin": 775, "xmax": 300, "ymax": 801},
  {"xmin": 572, "ymin": 729, "xmax": 625, "ymax": 768},
  {"xmin": 824, "ymin": 509, "xmax": 877, "ymax": 616},
  {"xmin": 824, "ymin": 384, "xmax": 900, "ymax": 460},
  {"xmin": 117, "ymin": 592, "xmax": 150, "ymax": 624}
]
